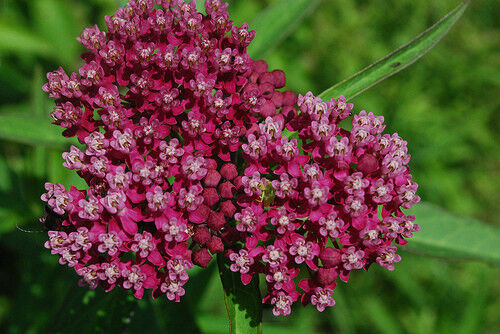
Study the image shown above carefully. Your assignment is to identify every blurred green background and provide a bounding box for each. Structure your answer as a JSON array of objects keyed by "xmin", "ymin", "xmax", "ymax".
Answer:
[{"xmin": 0, "ymin": 0, "xmax": 499, "ymax": 333}]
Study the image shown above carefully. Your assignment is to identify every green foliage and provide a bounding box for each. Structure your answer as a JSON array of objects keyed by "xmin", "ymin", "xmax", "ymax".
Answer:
[
  {"xmin": 407, "ymin": 203, "xmax": 500, "ymax": 266},
  {"xmin": 0, "ymin": 112, "xmax": 72, "ymax": 146},
  {"xmin": 319, "ymin": 1, "xmax": 469, "ymax": 101}
]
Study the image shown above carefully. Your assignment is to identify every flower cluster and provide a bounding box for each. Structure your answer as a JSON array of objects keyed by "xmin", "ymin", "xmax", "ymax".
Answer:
[
  {"xmin": 41, "ymin": 0, "xmax": 296, "ymax": 300},
  {"xmin": 41, "ymin": 0, "xmax": 421, "ymax": 315},
  {"xmin": 228, "ymin": 92, "xmax": 420, "ymax": 316}
]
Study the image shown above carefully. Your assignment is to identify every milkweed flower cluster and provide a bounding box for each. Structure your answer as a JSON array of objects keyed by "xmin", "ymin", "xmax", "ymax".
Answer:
[{"xmin": 40, "ymin": 0, "xmax": 421, "ymax": 315}]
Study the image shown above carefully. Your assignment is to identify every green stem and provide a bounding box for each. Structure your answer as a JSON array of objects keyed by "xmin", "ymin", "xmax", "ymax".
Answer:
[{"xmin": 217, "ymin": 254, "xmax": 263, "ymax": 334}]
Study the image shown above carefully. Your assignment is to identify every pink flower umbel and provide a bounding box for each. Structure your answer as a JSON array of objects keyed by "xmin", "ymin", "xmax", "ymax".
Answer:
[{"xmin": 40, "ymin": 0, "xmax": 420, "ymax": 315}]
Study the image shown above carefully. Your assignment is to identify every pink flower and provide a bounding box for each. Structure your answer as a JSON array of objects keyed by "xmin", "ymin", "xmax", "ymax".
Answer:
[{"xmin": 40, "ymin": 0, "xmax": 420, "ymax": 314}]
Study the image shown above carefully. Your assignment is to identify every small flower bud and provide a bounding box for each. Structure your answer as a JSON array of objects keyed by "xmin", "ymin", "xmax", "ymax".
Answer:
[
  {"xmin": 252, "ymin": 60, "xmax": 268, "ymax": 73},
  {"xmin": 358, "ymin": 154, "xmax": 379, "ymax": 174},
  {"xmin": 272, "ymin": 70, "xmax": 286, "ymax": 88},
  {"xmin": 320, "ymin": 248, "xmax": 342, "ymax": 268},
  {"xmin": 282, "ymin": 90, "xmax": 297, "ymax": 106},
  {"xmin": 220, "ymin": 163, "xmax": 238, "ymax": 180},
  {"xmin": 207, "ymin": 236, "xmax": 224, "ymax": 254},
  {"xmin": 259, "ymin": 72, "xmax": 275, "ymax": 85},
  {"xmin": 220, "ymin": 201, "xmax": 236, "ymax": 217},
  {"xmin": 192, "ymin": 226, "xmax": 212, "ymax": 246},
  {"xmin": 208, "ymin": 211, "xmax": 226, "ymax": 231},
  {"xmin": 192, "ymin": 248, "xmax": 212, "ymax": 268},
  {"xmin": 316, "ymin": 267, "xmax": 338, "ymax": 286},
  {"xmin": 203, "ymin": 188, "xmax": 220, "ymax": 207},
  {"xmin": 204, "ymin": 169, "xmax": 222, "ymax": 187},
  {"xmin": 219, "ymin": 182, "xmax": 236, "ymax": 199}
]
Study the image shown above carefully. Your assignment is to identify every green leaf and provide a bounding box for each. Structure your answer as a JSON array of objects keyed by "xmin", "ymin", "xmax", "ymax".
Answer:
[
  {"xmin": 32, "ymin": 0, "xmax": 85, "ymax": 67},
  {"xmin": 194, "ymin": 0, "xmax": 206, "ymax": 15},
  {"xmin": 247, "ymin": 0, "xmax": 320, "ymax": 59},
  {"xmin": 406, "ymin": 203, "xmax": 500, "ymax": 266},
  {"xmin": 217, "ymin": 254, "xmax": 262, "ymax": 334},
  {"xmin": 0, "ymin": 22, "xmax": 55, "ymax": 58},
  {"xmin": 0, "ymin": 113, "xmax": 72, "ymax": 146},
  {"xmin": 319, "ymin": 1, "xmax": 469, "ymax": 101}
]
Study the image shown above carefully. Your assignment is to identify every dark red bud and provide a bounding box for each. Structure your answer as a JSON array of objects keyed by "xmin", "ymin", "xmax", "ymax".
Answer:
[
  {"xmin": 192, "ymin": 248, "xmax": 212, "ymax": 268},
  {"xmin": 220, "ymin": 201, "xmax": 236, "ymax": 217},
  {"xmin": 207, "ymin": 236, "xmax": 224, "ymax": 254},
  {"xmin": 320, "ymin": 247, "xmax": 342, "ymax": 268},
  {"xmin": 220, "ymin": 227, "xmax": 240, "ymax": 245},
  {"xmin": 203, "ymin": 187, "xmax": 220, "ymax": 207},
  {"xmin": 260, "ymin": 100, "xmax": 276, "ymax": 117},
  {"xmin": 282, "ymin": 90, "xmax": 297, "ymax": 106},
  {"xmin": 204, "ymin": 169, "xmax": 221, "ymax": 187},
  {"xmin": 259, "ymin": 72, "xmax": 275, "ymax": 85},
  {"xmin": 243, "ymin": 82, "xmax": 259, "ymax": 94},
  {"xmin": 271, "ymin": 91, "xmax": 283, "ymax": 108},
  {"xmin": 219, "ymin": 181, "xmax": 236, "ymax": 199},
  {"xmin": 220, "ymin": 163, "xmax": 238, "ymax": 180},
  {"xmin": 192, "ymin": 226, "xmax": 211, "ymax": 246},
  {"xmin": 272, "ymin": 69, "xmax": 286, "ymax": 88},
  {"xmin": 249, "ymin": 71, "xmax": 259, "ymax": 83},
  {"xmin": 208, "ymin": 211, "xmax": 226, "ymax": 231},
  {"xmin": 193, "ymin": 204, "xmax": 210, "ymax": 223},
  {"xmin": 317, "ymin": 267, "xmax": 339, "ymax": 286},
  {"xmin": 252, "ymin": 60, "xmax": 268, "ymax": 73},
  {"xmin": 358, "ymin": 154, "xmax": 379, "ymax": 174},
  {"xmin": 205, "ymin": 158, "xmax": 218, "ymax": 170},
  {"xmin": 259, "ymin": 83, "xmax": 275, "ymax": 99},
  {"xmin": 273, "ymin": 113, "xmax": 285, "ymax": 125}
]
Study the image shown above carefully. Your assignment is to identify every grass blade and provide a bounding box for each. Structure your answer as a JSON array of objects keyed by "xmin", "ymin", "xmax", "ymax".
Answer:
[
  {"xmin": 0, "ymin": 113, "xmax": 70, "ymax": 147},
  {"xmin": 319, "ymin": 1, "xmax": 469, "ymax": 101}
]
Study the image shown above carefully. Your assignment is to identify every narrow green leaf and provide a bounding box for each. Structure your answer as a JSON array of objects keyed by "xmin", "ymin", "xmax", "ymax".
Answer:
[
  {"xmin": 319, "ymin": 1, "xmax": 469, "ymax": 101},
  {"xmin": 247, "ymin": 0, "xmax": 320, "ymax": 59},
  {"xmin": 217, "ymin": 254, "xmax": 262, "ymax": 334},
  {"xmin": 32, "ymin": 0, "xmax": 85, "ymax": 67},
  {"xmin": 0, "ymin": 22, "xmax": 55, "ymax": 58},
  {"xmin": 0, "ymin": 114, "xmax": 71, "ymax": 146},
  {"xmin": 406, "ymin": 203, "xmax": 500, "ymax": 266}
]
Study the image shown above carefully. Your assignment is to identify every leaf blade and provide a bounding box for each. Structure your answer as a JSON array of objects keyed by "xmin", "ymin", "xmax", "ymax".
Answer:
[
  {"xmin": 406, "ymin": 202, "xmax": 500, "ymax": 266},
  {"xmin": 0, "ymin": 22, "xmax": 55, "ymax": 58},
  {"xmin": 319, "ymin": 1, "xmax": 469, "ymax": 101},
  {"xmin": 247, "ymin": 0, "xmax": 320, "ymax": 59},
  {"xmin": 0, "ymin": 113, "xmax": 70, "ymax": 147}
]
